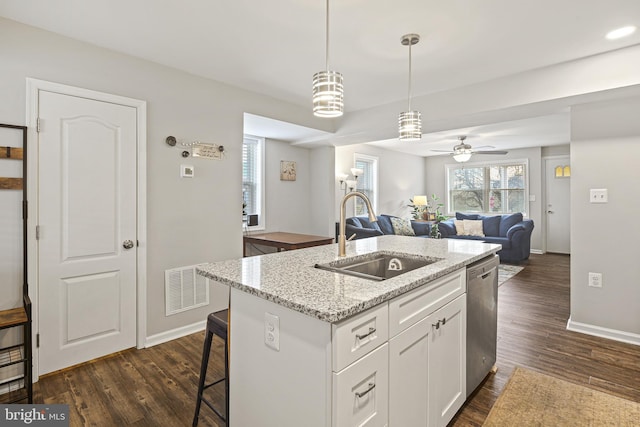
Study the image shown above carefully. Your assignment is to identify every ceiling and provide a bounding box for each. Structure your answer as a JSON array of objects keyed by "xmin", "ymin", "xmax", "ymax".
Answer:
[{"xmin": 1, "ymin": 0, "xmax": 639, "ymax": 155}]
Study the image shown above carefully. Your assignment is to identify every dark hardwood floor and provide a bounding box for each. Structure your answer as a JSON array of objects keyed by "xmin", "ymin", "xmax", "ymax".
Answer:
[
  {"xmin": 33, "ymin": 253, "xmax": 640, "ymax": 426},
  {"xmin": 452, "ymin": 253, "xmax": 640, "ymax": 426}
]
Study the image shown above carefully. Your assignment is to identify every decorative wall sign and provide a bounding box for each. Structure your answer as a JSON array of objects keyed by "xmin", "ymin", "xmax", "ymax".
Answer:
[
  {"xmin": 280, "ymin": 160, "xmax": 296, "ymax": 181},
  {"xmin": 192, "ymin": 143, "xmax": 223, "ymax": 160}
]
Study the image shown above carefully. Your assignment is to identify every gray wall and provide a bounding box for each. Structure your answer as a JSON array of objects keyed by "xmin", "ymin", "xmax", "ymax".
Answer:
[
  {"xmin": 0, "ymin": 18, "xmax": 334, "ymax": 338},
  {"xmin": 335, "ymin": 144, "xmax": 426, "ymax": 220},
  {"xmin": 570, "ymin": 97, "xmax": 640, "ymax": 336},
  {"xmin": 245, "ymin": 139, "xmax": 334, "ymax": 256},
  {"xmin": 424, "ymin": 147, "xmax": 545, "ymax": 251}
]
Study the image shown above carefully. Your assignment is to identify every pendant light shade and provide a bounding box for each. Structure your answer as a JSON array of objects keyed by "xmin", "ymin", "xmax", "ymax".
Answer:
[
  {"xmin": 313, "ymin": 0, "xmax": 343, "ymax": 117},
  {"xmin": 399, "ymin": 34, "xmax": 421, "ymax": 141},
  {"xmin": 398, "ymin": 110, "xmax": 422, "ymax": 141},
  {"xmin": 313, "ymin": 70, "xmax": 344, "ymax": 117}
]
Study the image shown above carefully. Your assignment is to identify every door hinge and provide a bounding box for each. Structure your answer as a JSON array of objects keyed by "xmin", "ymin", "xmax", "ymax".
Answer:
[
  {"xmin": 36, "ymin": 333, "xmax": 40, "ymax": 348},
  {"xmin": 36, "ymin": 117, "xmax": 41, "ymax": 133},
  {"xmin": 35, "ymin": 225, "xmax": 40, "ymax": 240}
]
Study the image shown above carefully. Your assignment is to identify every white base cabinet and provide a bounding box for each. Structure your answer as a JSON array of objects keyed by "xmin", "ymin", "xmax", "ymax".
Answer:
[
  {"xmin": 389, "ymin": 294, "xmax": 466, "ymax": 427},
  {"xmin": 333, "ymin": 343, "xmax": 389, "ymax": 427},
  {"xmin": 229, "ymin": 267, "xmax": 467, "ymax": 427}
]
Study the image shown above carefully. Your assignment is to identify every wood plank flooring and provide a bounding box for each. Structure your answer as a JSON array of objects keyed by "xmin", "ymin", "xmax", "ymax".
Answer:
[
  {"xmin": 451, "ymin": 253, "xmax": 640, "ymax": 426},
  {"xmin": 33, "ymin": 253, "xmax": 640, "ymax": 426}
]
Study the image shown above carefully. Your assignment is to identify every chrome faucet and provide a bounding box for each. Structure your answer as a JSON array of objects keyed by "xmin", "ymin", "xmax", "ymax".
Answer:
[{"xmin": 338, "ymin": 191, "xmax": 377, "ymax": 257}]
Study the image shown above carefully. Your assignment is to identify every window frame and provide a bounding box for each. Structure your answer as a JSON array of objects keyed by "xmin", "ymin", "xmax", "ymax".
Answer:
[
  {"xmin": 353, "ymin": 153, "xmax": 378, "ymax": 216},
  {"xmin": 445, "ymin": 158, "xmax": 529, "ymax": 216},
  {"xmin": 243, "ymin": 135, "xmax": 266, "ymax": 230}
]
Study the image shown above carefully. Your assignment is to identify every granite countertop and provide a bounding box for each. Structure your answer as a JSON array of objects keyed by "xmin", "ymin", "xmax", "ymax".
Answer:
[{"xmin": 197, "ymin": 235, "xmax": 500, "ymax": 323}]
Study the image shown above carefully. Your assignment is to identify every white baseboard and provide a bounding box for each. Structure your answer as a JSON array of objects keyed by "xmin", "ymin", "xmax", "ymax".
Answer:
[
  {"xmin": 566, "ymin": 317, "xmax": 640, "ymax": 346},
  {"xmin": 530, "ymin": 249, "xmax": 543, "ymax": 255},
  {"xmin": 145, "ymin": 320, "xmax": 207, "ymax": 348}
]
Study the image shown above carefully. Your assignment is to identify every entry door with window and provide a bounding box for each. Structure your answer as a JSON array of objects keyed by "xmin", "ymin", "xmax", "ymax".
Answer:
[
  {"xmin": 545, "ymin": 157, "xmax": 570, "ymax": 254},
  {"xmin": 37, "ymin": 90, "xmax": 138, "ymax": 375}
]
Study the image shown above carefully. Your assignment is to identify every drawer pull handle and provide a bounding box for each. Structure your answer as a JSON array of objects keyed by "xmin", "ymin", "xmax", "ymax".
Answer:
[
  {"xmin": 356, "ymin": 327, "xmax": 376, "ymax": 340},
  {"xmin": 355, "ymin": 382, "xmax": 376, "ymax": 398},
  {"xmin": 432, "ymin": 318, "xmax": 447, "ymax": 330}
]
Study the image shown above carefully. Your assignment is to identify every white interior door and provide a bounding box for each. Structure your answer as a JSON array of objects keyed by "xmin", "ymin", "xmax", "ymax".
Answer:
[
  {"xmin": 545, "ymin": 157, "xmax": 571, "ymax": 254},
  {"xmin": 37, "ymin": 90, "xmax": 137, "ymax": 375}
]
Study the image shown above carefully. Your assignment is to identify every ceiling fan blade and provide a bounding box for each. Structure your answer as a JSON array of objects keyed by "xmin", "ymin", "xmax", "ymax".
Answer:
[
  {"xmin": 430, "ymin": 149, "xmax": 454, "ymax": 153},
  {"xmin": 474, "ymin": 150, "xmax": 508, "ymax": 155}
]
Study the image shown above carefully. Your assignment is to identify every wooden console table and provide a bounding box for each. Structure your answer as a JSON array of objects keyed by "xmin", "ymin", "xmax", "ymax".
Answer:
[{"xmin": 243, "ymin": 232, "xmax": 334, "ymax": 257}]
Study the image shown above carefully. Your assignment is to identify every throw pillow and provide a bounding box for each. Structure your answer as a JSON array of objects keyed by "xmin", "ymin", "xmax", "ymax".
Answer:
[
  {"xmin": 499, "ymin": 212, "xmax": 524, "ymax": 236},
  {"xmin": 390, "ymin": 217, "xmax": 416, "ymax": 236},
  {"xmin": 456, "ymin": 212, "xmax": 480, "ymax": 220},
  {"xmin": 479, "ymin": 215, "xmax": 501, "ymax": 236},
  {"xmin": 454, "ymin": 219, "xmax": 466, "ymax": 235},
  {"xmin": 462, "ymin": 219, "xmax": 485, "ymax": 237}
]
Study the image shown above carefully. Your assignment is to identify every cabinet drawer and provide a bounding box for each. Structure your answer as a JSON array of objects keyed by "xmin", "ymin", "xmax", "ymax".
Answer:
[
  {"xmin": 333, "ymin": 343, "xmax": 389, "ymax": 427},
  {"xmin": 332, "ymin": 303, "xmax": 389, "ymax": 372},
  {"xmin": 389, "ymin": 268, "xmax": 465, "ymax": 337}
]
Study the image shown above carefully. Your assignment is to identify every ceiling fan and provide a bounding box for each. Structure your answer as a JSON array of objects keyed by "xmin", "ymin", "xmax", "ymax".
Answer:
[{"xmin": 431, "ymin": 136, "xmax": 508, "ymax": 162}]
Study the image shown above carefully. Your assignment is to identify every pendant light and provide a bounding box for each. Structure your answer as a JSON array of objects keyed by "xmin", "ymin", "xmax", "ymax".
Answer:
[
  {"xmin": 398, "ymin": 34, "xmax": 421, "ymax": 141},
  {"xmin": 313, "ymin": 0, "xmax": 344, "ymax": 117}
]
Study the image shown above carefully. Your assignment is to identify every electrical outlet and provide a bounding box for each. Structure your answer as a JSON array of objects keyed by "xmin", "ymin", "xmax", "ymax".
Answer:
[
  {"xmin": 588, "ymin": 272, "xmax": 603, "ymax": 288},
  {"xmin": 589, "ymin": 189, "xmax": 608, "ymax": 203},
  {"xmin": 264, "ymin": 312, "xmax": 280, "ymax": 351}
]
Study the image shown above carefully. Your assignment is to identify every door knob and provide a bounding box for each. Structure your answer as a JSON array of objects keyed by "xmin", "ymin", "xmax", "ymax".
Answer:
[{"xmin": 123, "ymin": 240, "xmax": 135, "ymax": 249}]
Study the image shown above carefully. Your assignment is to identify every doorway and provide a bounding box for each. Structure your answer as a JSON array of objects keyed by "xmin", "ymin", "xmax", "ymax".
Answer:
[
  {"xmin": 26, "ymin": 79, "xmax": 147, "ymax": 377},
  {"xmin": 544, "ymin": 156, "xmax": 570, "ymax": 254}
]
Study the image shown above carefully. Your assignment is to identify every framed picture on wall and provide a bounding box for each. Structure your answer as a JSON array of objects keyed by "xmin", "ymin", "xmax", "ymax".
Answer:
[{"xmin": 280, "ymin": 160, "xmax": 296, "ymax": 181}]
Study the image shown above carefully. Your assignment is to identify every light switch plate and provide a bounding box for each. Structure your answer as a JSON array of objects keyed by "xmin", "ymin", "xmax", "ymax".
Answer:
[
  {"xmin": 181, "ymin": 164, "xmax": 194, "ymax": 178},
  {"xmin": 590, "ymin": 189, "xmax": 607, "ymax": 203}
]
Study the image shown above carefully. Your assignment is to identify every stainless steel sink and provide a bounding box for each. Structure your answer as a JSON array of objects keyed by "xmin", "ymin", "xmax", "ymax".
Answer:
[{"xmin": 315, "ymin": 251, "xmax": 440, "ymax": 281}]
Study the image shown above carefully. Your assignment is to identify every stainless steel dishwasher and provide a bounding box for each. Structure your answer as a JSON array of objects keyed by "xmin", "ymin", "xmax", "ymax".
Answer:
[{"xmin": 466, "ymin": 254, "xmax": 499, "ymax": 397}]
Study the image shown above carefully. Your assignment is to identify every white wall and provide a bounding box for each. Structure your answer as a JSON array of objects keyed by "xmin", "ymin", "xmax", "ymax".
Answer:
[
  {"xmin": 245, "ymin": 139, "xmax": 335, "ymax": 256},
  {"xmin": 424, "ymin": 147, "xmax": 545, "ymax": 251},
  {"xmin": 263, "ymin": 138, "xmax": 312, "ymax": 233},
  {"xmin": 335, "ymin": 144, "xmax": 425, "ymax": 220},
  {"xmin": 0, "ymin": 18, "xmax": 334, "ymax": 338},
  {"xmin": 569, "ymin": 96, "xmax": 640, "ymax": 341}
]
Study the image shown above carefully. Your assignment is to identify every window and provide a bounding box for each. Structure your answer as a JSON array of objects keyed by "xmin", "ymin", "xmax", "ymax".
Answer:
[
  {"xmin": 446, "ymin": 160, "xmax": 527, "ymax": 215},
  {"xmin": 354, "ymin": 154, "xmax": 378, "ymax": 216},
  {"xmin": 242, "ymin": 135, "xmax": 265, "ymax": 228}
]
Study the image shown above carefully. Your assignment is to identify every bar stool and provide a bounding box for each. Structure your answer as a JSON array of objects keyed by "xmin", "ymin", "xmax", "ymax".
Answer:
[{"xmin": 193, "ymin": 309, "xmax": 229, "ymax": 426}]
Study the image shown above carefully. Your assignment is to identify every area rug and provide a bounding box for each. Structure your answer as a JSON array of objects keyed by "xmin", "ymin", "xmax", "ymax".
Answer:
[
  {"xmin": 497, "ymin": 264, "xmax": 524, "ymax": 286},
  {"xmin": 483, "ymin": 367, "xmax": 640, "ymax": 426}
]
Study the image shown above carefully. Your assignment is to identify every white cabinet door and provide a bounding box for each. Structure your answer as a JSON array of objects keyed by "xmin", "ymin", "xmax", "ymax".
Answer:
[
  {"xmin": 428, "ymin": 294, "xmax": 466, "ymax": 427},
  {"xmin": 333, "ymin": 343, "xmax": 389, "ymax": 427},
  {"xmin": 389, "ymin": 315, "xmax": 431, "ymax": 426}
]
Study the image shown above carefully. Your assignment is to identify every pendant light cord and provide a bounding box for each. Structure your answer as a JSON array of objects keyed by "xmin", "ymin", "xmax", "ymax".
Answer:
[
  {"xmin": 407, "ymin": 41, "xmax": 413, "ymax": 110},
  {"xmin": 325, "ymin": 0, "xmax": 330, "ymax": 71}
]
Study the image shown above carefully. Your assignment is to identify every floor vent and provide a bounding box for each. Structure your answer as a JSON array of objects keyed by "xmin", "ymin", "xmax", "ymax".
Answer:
[{"xmin": 165, "ymin": 265, "xmax": 209, "ymax": 316}]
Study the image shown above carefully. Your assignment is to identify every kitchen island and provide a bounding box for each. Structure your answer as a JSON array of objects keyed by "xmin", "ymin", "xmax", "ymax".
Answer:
[{"xmin": 197, "ymin": 235, "xmax": 500, "ymax": 427}]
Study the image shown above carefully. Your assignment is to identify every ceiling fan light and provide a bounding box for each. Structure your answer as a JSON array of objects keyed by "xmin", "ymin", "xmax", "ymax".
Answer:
[
  {"xmin": 313, "ymin": 70, "xmax": 344, "ymax": 117},
  {"xmin": 399, "ymin": 110, "xmax": 422, "ymax": 141},
  {"xmin": 453, "ymin": 152, "xmax": 472, "ymax": 162}
]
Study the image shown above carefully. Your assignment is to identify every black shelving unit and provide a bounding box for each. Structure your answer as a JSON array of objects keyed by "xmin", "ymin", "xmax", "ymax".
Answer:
[{"xmin": 0, "ymin": 123, "xmax": 32, "ymax": 404}]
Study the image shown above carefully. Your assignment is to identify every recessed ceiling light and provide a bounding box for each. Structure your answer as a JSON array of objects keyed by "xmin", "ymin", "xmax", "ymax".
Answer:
[{"xmin": 606, "ymin": 25, "xmax": 636, "ymax": 40}]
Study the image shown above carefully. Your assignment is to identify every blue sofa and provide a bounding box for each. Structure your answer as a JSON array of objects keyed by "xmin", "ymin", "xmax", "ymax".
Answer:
[
  {"xmin": 345, "ymin": 212, "xmax": 533, "ymax": 263},
  {"xmin": 344, "ymin": 214, "xmax": 431, "ymax": 239},
  {"xmin": 438, "ymin": 212, "xmax": 534, "ymax": 263}
]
